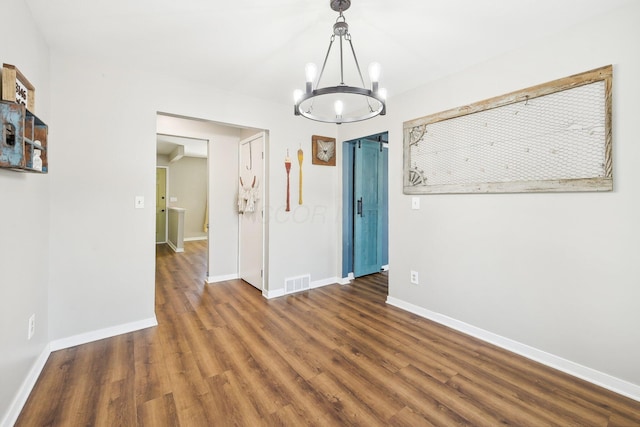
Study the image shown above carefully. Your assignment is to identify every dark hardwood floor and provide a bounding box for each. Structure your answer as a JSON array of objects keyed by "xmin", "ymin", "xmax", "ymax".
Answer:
[{"xmin": 17, "ymin": 241, "xmax": 640, "ymax": 426}]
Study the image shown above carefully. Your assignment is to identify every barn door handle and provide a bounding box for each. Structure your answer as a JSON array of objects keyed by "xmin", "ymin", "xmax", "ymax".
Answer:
[{"xmin": 357, "ymin": 197, "xmax": 363, "ymax": 217}]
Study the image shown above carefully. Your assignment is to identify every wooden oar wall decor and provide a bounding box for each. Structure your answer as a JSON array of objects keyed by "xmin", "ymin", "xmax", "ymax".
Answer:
[
  {"xmin": 298, "ymin": 147, "xmax": 303, "ymax": 204},
  {"xmin": 285, "ymin": 150, "xmax": 291, "ymax": 212}
]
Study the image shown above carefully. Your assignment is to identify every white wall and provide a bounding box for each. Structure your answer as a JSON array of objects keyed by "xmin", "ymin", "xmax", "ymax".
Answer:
[
  {"xmin": 0, "ymin": 0, "xmax": 51, "ymax": 424},
  {"xmin": 340, "ymin": 2, "xmax": 640, "ymax": 393},
  {"xmin": 46, "ymin": 49, "xmax": 339, "ymax": 343}
]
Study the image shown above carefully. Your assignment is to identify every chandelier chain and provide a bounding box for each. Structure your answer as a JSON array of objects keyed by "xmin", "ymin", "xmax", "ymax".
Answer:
[
  {"xmin": 339, "ymin": 34, "xmax": 344, "ymax": 84},
  {"xmin": 307, "ymin": 35, "xmax": 337, "ymax": 114},
  {"xmin": 316, "ymin": 35, "xmax": 335, "ymax": 90}
]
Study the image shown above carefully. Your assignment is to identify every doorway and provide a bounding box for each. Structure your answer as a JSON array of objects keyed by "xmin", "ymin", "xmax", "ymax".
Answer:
[
  {"xmin": 342, "ymin": 132, "xmax": 389, "ymax": 278},
  {"xmin": 156, "ymin": 113, "xmax": 268, "ymax": 288}
]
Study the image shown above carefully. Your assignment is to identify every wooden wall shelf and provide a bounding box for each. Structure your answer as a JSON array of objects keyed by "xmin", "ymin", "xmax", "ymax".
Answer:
[{"xmin": 0, "ymin": 101, "xmax": 48, "ymax": 173}]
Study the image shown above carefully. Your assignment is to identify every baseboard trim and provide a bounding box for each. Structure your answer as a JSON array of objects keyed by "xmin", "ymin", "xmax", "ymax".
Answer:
[
  {"xmin": 206, "ymin": 274, "xmax": 239, "ymax": 284},
  {"xmin": 264, "ymin": 288, "xmax": 285, "ymax": 299},
  {"xmin": 338, "ymin": 276, "xmax": 351, "ymax": 285},
  {"xmin": 1, "ymin": 344, "xmax": 51, "ymax": 427},
  {"xmin": 184, "ymin": 236, "xmax": 207, "ymax": 242},
  {"xmin": 166, "ymin": 241, "xmax": 184, "ymax": 253},
  {"xmin": 311, "ymin": 276, "xmax": 339, "ymax": 289},
  {"xmin": 386, "ymin": 296, "xmax": 640, "ymax": 402},
  {"xmin": 49, "ymin": 317, "xmax": 158, "ymax": 352}
]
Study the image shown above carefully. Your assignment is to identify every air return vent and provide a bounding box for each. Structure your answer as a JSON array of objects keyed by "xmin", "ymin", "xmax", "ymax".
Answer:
[{"xmin": 284, "ymin": 274, "xmax": 311, "ymax": 295}]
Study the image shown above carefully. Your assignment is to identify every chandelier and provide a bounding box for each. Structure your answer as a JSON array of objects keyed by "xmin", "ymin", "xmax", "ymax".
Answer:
[{"xmin": 293, "ymin": 0, "xmax": 387, "ymax": 124}]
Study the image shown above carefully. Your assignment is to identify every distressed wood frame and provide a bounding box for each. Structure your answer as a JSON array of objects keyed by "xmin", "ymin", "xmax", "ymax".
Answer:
[
  {"xmin": 1, "ymin": 63, "xmax": 36, "ymax": 112},
  {"xmin": 403, "ymin": 65, "xmax": 613, "ymax": 194}
]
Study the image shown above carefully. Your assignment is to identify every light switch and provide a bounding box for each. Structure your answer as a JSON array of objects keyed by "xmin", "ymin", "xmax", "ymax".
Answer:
[
  {"xmin": 411, "ymin": 197, "xmax": 420, "ymax": 210},
  {"xmin": 170, "ymin": 197, "xmax": 178, "ymax": 202},
  {"xmin": 135, "ymin": 196, "xmax": 145, "ymax": 209}
]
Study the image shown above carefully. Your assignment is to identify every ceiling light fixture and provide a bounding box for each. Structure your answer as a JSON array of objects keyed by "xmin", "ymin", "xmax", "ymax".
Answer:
[{"xmin": 293, "ymin": 0, "xmax": 386, "ymax": 125}]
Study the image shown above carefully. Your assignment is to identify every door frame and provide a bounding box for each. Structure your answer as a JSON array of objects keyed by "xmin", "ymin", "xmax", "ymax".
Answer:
[{"xmin": 156, "ymin": 166, "xmax": 169, "ymax": 244}]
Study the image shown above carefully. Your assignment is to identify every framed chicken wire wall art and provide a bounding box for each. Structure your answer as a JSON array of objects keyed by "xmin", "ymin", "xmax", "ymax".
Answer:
[{"xmin": 403, "ymin": 65, "xmax": 613, "ymax": 194}]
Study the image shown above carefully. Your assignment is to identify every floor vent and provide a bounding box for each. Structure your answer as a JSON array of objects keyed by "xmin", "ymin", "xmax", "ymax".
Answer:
[{"xmin": 284, "ymin": 274, "xmax": 311, "ymax": 295}]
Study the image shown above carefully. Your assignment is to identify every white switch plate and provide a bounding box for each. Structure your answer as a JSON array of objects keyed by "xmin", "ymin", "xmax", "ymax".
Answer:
[
  {"xmin": 411, "ymin": 197, "xmax": 420, "ymax": 210},
  {"xmin": 28, "ymin": 314, "xmax": 35, "ymax": 340},
  {"xmin": 135, "ymin": 196, "xmax": 145, "ymax": 209},
  {"xmin": 170, "ymin": 197, "xmax": 178, "ymax": 202}
]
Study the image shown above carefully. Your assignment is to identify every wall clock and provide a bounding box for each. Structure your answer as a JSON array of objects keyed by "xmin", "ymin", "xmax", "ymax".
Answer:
[{"xmin": 311, "ymin": 135, "xmax": 336, "ymax": 166}]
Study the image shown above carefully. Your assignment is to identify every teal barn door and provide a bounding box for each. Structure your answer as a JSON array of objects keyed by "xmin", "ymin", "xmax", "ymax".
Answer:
[{"xmin": 353, "ymin": 140, "xmax": 385, "ymax": 277}]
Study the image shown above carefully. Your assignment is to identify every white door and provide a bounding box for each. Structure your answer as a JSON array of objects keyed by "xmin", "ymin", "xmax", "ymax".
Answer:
[{"xmin": 238, "ymin": 133, "xmax": 265, "ymax": 290}]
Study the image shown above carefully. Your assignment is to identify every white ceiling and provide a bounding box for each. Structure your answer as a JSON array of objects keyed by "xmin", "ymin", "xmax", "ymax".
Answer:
[{"xmin": 25, "ymin": 0, "xmax": 632, "ymax": 108}]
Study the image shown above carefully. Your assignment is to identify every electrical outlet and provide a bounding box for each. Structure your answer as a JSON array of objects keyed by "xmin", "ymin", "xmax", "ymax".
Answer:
[
  {"xmin": 410, "ymin": 270, "xmax": 419, "ymax": 285},
  {"xmin": 28, "ymin": 314, "xmax": 35, "ymax": 340}
]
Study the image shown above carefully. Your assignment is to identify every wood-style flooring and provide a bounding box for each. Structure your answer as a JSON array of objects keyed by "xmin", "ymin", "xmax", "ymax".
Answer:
[{"xmin": 17, "ymin": 240, "xmax": 640, "ymax": 426}]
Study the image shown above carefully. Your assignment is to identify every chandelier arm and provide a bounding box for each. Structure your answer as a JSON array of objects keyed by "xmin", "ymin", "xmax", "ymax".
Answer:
[
  {"xmin": 316, "ymin": 35, "xmax": 335, "ymax": 90},
  {"xmin": 346, "ymin": 36, "xmax": 366, "ymax": 89},
  {"xmin": 308, "ymin": 35, "xmax": 336, "ymax": 115},
  {"xmin": 347, "ymin": 37, "xmax": 376, "ymax": 112}
]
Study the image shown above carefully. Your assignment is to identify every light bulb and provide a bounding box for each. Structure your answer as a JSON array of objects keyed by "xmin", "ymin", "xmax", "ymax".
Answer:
[
  {"xmin": 305, "ymin": 63, "xmax": 317, "ymax": 83},
  {"xmin": 334, "ymin": 100, "xmax": 344, "ymax": 116},
  {"xmin": 293, "ymin": 89, "xmax": 303, "ymax": 103},
  {"xmin": 368, "ymin": 62, "xmax": 381, "ymax": 83}
]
